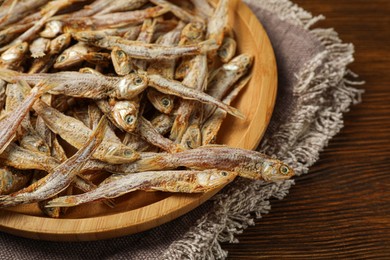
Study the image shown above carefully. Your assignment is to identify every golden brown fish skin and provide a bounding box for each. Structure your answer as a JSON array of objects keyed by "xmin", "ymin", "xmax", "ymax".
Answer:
[
  {"xmin": 0, "ymin": 143, "xmax": 60, "ymax": 172},
  {"xmin": 0, "ymin": 0, "xmax": 49, "ymax": 30},
  {"xmin": 96, "ymin": 0, "xmax": 148, "ymax": 15},
  {"xmin": 63, "ymin": 6, "xmax": 168, "ymax": 31},
  {"xmin": 0, "ymin": 23, "xmax": 32, "ymax": 46},
  {"xmin": 146, "ymin": 22, "xmax": 185, "ymax": 113},
  {"xmin": 202, "ymin": 75, "xmax": 252, "ymax": 145},
  {"xmin": 133, "ymin": 18, "xmax": 157, "ymax": 70},
  {"xmin": 175, "ymin": 22, "xmax": 205, "ymax": 80},
  {"xmin": 218, "ymin": 36, "xmax": 237, "ymax": 63},
  {"xmin": 147, "ymin": 72, "xmax": 244, "ymax": 119},
  {"xmin": 46, "ymin": 169, "xmax": 236, "ymax": 208},
  {"xmin": 135, "ymin": 145, "xmax": 295, "ymax": 182},
  {"xmin": 191, "ymin": 0, "xmax": 214, "ymax": 19},
  {"xmin": 170, "ymin": 54, "xmax": 208, "ymax": 142},
  {"xmin": 74, "ymin": 31, "xmax": 219, "ymax": 60},
  {"xmin": 0, "ymin": 69, "xmax": 149, "ymax": 100},
  {"xmin": 33, "ymin": 100, "xmax": 140, "ymax": 164},
  {"xmin": 207, "ymin": 0, "xmax": 229, "ymax": 46},
  {"xmin": 4, "ymin": 81, "xmax": 51, "ymax": 156},
  {"xmin": 28, "ymin": 33, "xmax": 72, "ymax": 74},
  {"xmin": 0, "ymin": 116, "xmax": 107, "ymax": 208},
  {"xmin": 0, "ymin": 42, "xmax": 28, "ymax": 70},
  {"xmin": 0, "ymin": 81, "xmax": 54, "ymax": 154},
  {"xmin": 136, "ymin": 116, "xmax": 184, "ymax": 153},
  {"xmin": 0, "ymin": 166, "xmax": 32, "ymax": 195},
  {"xmin": 124, "ymin": 113, "xmax": 173, "ymax": 152},
  {"xmin": 203, "ymin": 53, "xmax": 253, "ymax": 119},
  {"xmin": 53, "ymin": 42, "xmax": 98, "ymax": 70}
]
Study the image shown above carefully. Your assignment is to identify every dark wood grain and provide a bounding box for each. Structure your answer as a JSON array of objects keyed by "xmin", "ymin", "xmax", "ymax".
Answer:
[{"xmin": 223, "ymin": 0, "xmax": 390, "ymax": 258}]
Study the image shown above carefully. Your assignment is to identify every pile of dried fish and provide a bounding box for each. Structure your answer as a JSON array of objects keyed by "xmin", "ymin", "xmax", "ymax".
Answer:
[{"xmin": 0, "ymin": 0, "xmax": 294, "ymax": 217}]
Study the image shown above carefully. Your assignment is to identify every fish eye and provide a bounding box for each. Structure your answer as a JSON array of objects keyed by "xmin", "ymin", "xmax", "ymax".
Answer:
[
  {"xmin": 124, "ymin": 114, "xmax": 135, "ymax": 124},
  {"xmin": 221, "ymin": 171, "xmax": 228, "ymax": 176},
  {"xmin": 280, "ymin": 165, "xmax": 290, "ymax": 175},
  {"xmin": 161, "ymin": 97, "xmax": 170, "ymax": 107},
  {"xmin": 38, "ymin": 144, "xmax": 48, "ymax": 153},
  {"xmin": 124, "ymin": 150, "xmax": 133, "ymax": 157},
  {"xmin": 134, "ymin": 76, "xmax": 143, "ymax": 85},
  {"xmin": 116, "ymin": 50, "xmax": 125, "ymax": 58},
  {"xmin": 57, "ymin": 55, "xmax": 66, "ymax": 63},
  {"xmin": 18, "ymin": 44, "xmax": 24, "ymax": 50},
  {"xmin": 218, "ymin": 48, "xmax": 228, "ymax": 57}
]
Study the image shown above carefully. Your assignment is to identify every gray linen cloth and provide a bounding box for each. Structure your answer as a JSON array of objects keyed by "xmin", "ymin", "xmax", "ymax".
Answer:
[{"xmin": 0, "ymin": 0, "xmax": 363, "ymax": 259}]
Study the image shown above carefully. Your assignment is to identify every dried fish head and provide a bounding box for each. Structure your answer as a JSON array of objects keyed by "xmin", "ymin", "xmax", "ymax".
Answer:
[
  {"xmin": 116, "ymin": 72, "xmax": 148, "ymax": 99},
  {"xmin": 180, "ymin": 22, "xmax": 206, "ymax": 45},
  {"xmin": 49, "ymin": 33, "xmax": 71, "ymax": 54},
  {"xmin": 111, "ymin": 47, "xmax": 134, "ymax": 76},
  {"xmin": 146, "ymin": 89, "xmax": 174, "ymax": 114},
  {"xmin": 222, "ymin": 53, "xmax": 253, "ymax": 74},
  {"xmin": 53, "ymin": 43, "xmax": 90, "ymax": 69},
  {"xmin": 261, "ymin": 160, "xmax": 295, "ymax": 182},
  {"xmin": 0, "ymin": 42, "xmax": 28, "ymax": 66},
  {"xmin": 40, "ymin": 20, "xmax": 63, "ymax": 38},
  {"xmin": 112, "ymin": 100, "xmax": 139, "ymax": 132}
]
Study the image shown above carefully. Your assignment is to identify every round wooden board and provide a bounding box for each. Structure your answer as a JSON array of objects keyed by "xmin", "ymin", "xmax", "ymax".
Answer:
[{"xmin": 0, "ymin": 0, "xmax": 277, "ymax": 241}]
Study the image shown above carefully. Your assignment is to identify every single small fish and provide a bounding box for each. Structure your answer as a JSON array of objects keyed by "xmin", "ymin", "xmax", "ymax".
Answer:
[
  {"xmin": 45, "ymin": 169, "xmax": 237, "ymax": 208},
  {"xmin": 147, "ymin": 73, "xmax": 244, "ymax": 119},
  {"xmin": 74, "ymin": 31, "xmax": 219, "ymax": 60},
  {"xmin": 0, "ymin": 116, "xmax": 107, "ymax": 208},
  {"xmin": 0, "ymin": 80, "xmax": 54, "ymax": 154},
  {"xmin": 63, "ymin": 6, "xmax": 168, "ymax": 31},
  {"xmin": 0, "ymin": 166, "xmax": 32, "ymax": 195},
  {"xmin": 135, "ymin": 145, "xmax": 295, "ymax": 182},
  {"xmin": 0, "ymin": 69, "xmax": 149, "ymax": 100}
]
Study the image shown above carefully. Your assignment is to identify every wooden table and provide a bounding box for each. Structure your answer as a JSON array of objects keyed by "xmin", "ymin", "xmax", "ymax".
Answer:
[{"xmin": 223, "ymin": 0, "xmax": 390, "ymax": 258}]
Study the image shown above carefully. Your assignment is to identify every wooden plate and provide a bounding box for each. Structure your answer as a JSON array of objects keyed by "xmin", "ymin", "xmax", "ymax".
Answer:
[{"xmin": 0, "ymin": 0, "xmax": 277, "ymax": 241}]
